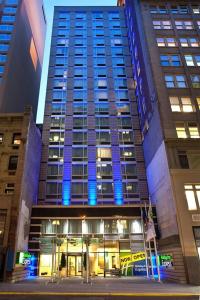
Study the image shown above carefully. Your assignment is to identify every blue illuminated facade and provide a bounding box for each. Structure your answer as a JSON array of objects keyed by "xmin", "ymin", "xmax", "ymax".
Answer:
[{"xmin": 38, "ymin": 6, "xmax": 149, "ymax": 207}]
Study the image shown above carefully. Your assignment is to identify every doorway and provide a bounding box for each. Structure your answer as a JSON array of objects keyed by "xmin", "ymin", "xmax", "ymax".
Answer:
[{"xmin": 68, "ymin": 255, "xmax": 82, "ymax": 277}]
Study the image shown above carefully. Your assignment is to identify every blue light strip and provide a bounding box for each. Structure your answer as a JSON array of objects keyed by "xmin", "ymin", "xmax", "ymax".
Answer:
[
  {"xmin": 114, "ymin": 180, "xmax": 123, "ymax": 205},
  {"xmin": 62, "ymin": 181, "xmax": 71, "ymax": 205},
  {"xmin": 88, "ymin": 180, "xmax": 97, "ymax": 206}
]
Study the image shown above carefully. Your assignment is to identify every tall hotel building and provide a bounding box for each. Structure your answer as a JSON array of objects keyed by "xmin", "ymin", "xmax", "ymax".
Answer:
[
  {"xmin": 118, "ymin": 0, "xmax": 200, "ymax": 284},
  {"xmin": 29, "ymin": 6, "xmax": 150, "ymax": 278},
  {"xmin": 0, "ymin": 0, "xmax": 46, "ymax": 119}
]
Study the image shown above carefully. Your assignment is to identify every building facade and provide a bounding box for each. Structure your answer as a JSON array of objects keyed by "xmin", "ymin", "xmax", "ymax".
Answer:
[
  {"xmin": 0, "ymin": 107, "xmax": 42, "ymax": 281},
  {"xmin": 28, "ymin": 6, "xmax": 151, "ymax": 279},
  {"xmin": 0, "ymin": 0, "xmax": 46, "ymax": 120},
  {"xmin": 119, "ymin": 0, "xmax": 200, "ymax": 284}
]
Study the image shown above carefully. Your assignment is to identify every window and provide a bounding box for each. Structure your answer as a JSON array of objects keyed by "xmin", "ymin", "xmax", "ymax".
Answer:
[
  {"xmin": 96, "ymin": 131, "xmax": 110, "ymax": 144},
  {"xmin": 157, "ymin": 37, "xmax": 176, "ymax": 47},
  {"xmin": 94, "ymin": 47, "xmax": 105, "ymax": 56},
  {"xmin": 113, "ymin": 67, "xmax": 126, "ymax": 77},
  {"xmin": 112, "ymin": 57, "xmax": 124, "ymax": 66},
  {"xmin": 116, "ymin": 103, "xmax": 130, "ymax": 115},
  {"xmin": 123, "ymin": 182, "xmax": 138, "ymax": 198},
  {"xmin": 74, "ymin": 58, "xmax": 87, "ymax": 67},
  {"xmin": 95, "ymin": 79, "xmax": 107, "ymax": 89},
  {"xmin": 170, "ymin": 5, "xmax": 188, "ymax": 14},
  {"xmin": 95, "ymin": 102, "xmax": 109, "ymax": 114},
  {"xmin": 197, "ymin": 21, "xmax": 200, "ymax": 29},
  {"xmin": 176, "ymin": 122, "xmax": 200, "ymax": 138},
  {"xmin": 5, "ymin": 183, "xmax": 15, "ymax": 194},
  {"xmin": 73, "ymin": 132, "xmax": 87, "ymax": 144},
  {"xmin": 94, "ymin": 67, "xmax": 107, "ymax": 77},
  {"xmin": 153, "ymin": 20, "xmax": 172, "ymax": 30},
  {"xmin": 72, "ymin": 147, "xmax": 87, "ymax": 161},
  {"xmin": 96, "ymin": 147, "xmax": 111, "ymax": 161},
  {"xmin": 97, "ymin": 163, "xmax": 112, "ymax": 179},
  {"xmin": 111, "ymin": 38, "xmax": 122, "ymax": 46},
  {"xmin": 95, "ymin": 91, "xmax": 108, "ymax": 101},
  {"xmin": 48, "ymin": 147, "xmax": 63, "ymax": 162},
  {"xmin": 74, "ymin": 67, "xmax": 86, "ymax": 77},
  {"xmin": 175, "ymin": 21, "xmax": 193, "ymax": 30},
  {"xmin": 184, "ymin": 55, "xmax": 200, "ymax": 66},
  {"xmin": 74, "ymin": 91, "xmax": 87, "ymax": 101},
  {"xmin": 47, "ymin": 164, "xmax": 63, "ymax": 178},
  {"xmin": 46, "ymin": 182, "xmax": 62, "ymax": 195},
  {"xmin": 178, "ymin": 151, "xmax": 189, "ymax": 169},
  {"xmin": 74, "ymin": 78, "xmax": 86, "ymax": 89},
  {"xmin": 97, "ymin": 182, "xmax": 113, "ymax": 197},
  {"xmin": 176, "ymin": 122, "xmax": 187, "ymax": 138},
  {"xmin": 165, "ymin": 75, "xmax": 187, "ymax": 88},
  {"xmin": 12, "ymin": 133, "xmax": 21, "ymax": 145},
  {"xmin": 0, "ymin": 133, "xmax": 3, "ymax": 144},
  {"xmin": 49, "ymin": 132, "xmax": 64, "ymax": 143},
  {"xmin": 120, "ymin": 147, "xmax": 135, "ymax": 161},
  {"xmin": 180, "ymin": 38, "xmax": 199, "ymax": 47},
  {"xmin": 72, "ymin": 164, "xmax": 87, "ymax": 179},
  {"xmin": 96, "ymin": 117, "xmax": 109, "ymax": 128},
  {"xmin": 92, "ymin": 12, "xmax": 103, "ymax": 19},
  {"xmin": 74, "ymin": 48, "xmax": 86, "ymax": 57},
  {"xmin": 169, "ymin": 97, "xmax": 194, "ymax": 112},
  {"xmin": 196, "ymin": 97, "xmax": 200, "ymax": 109},
  {"xmin": 150, "ymin": 5, "xmax": 167, "ymax": 14},
  {"xmin": 121, "ymin": 164, "xmax": 137, "ymax": 179},
  {"xmin": 51, "ymin": 103, "xmax": 65, "ymax": 114},
  {"xmin": 94, "ymin": 57, "xmax": 106, "ymax": 66},
  {"xmin": 119, "ymin": 131, "xmax": 134, "ymax": 144},
  {"xmin": 73, "ymin": 117, "xmax": 87, "ymax": 128},
  {"xmin": 71, "ymin": 183, "xmax": 87, "ymax": 198},
  {"xmin": 192, "ymin": 6, "xmax": 200, "ymax": 14},
  {"xmin": 191, "ymin": 75, "xmax": 200, "ymax": 88},
  {"xmin": 8, "ymin": 156, "xmax": 18, "ymax": 170},
  {"xmin": 73, "ymin": 102, "xmax": 87, "ymax": 114},
  {"xmin": 160, "ymin": 55, "xmax": 181, "ymax": 66},
  {"xmin": 114, "ymin": 79, "xmax": 127, "ymax": 89},
  {"xmin": 184, "ymin": 185, "xmax": 200, "ymax": 210}
]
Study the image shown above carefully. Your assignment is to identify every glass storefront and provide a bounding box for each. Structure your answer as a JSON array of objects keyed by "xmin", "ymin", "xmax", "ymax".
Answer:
[{"xmin": 38, "ymin": 218, "xmax": 146, "ymax": 278}]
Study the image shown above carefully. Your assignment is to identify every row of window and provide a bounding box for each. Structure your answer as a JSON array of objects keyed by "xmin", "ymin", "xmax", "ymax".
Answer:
[
  {"xmin": 47, "ymin": 162, "xmax": 136, "ymax": 179},
  {"xmin": 157, "ymin": 37, "xmax": 200, "ymax": 47},
  {"xmin": 150, "ymin": 4, "xmax": 200, "ymax": 15},
  {"xmin": 0, "ymin": 133, "xmax": 21, "ymax": 145},
  {"xmin": 56, "ymin": 21, "xmax": 122, "ymax": 29},
  {"xmin": 56, "ymin": 38, "xmax": 124, "ymax": 47},
  {"xmin": 170, "ymin": 96, "xmax": 200, "ymax": 112},
  {"xmin": 54, "ymin": 57, "xmax": 127, "ymax": 67},
  {"xmin": 160, "ymin": 54, "xmax": 200, "ymax": 67},
  {"xmin": 48, "ymin": 146, "xmax": 135, "ymax": 162},
  {"xmin": 46, "ymin": 181, "xmax": 138, "ymax": 198},
  {"xmin": 56, "ymin": 47, "xmax": 125, "ymax": 57},
  {"xmin": 176, "ymin": 122, "xmax": 200, "ymax": 138},
  {"xmin": 53, "ymin": 79, "xmax": 128, "ymax": 90},
  {"xmin": 54, "ymin": 67, "xmax": 126, "ymax": 78},
  {"xmin": 51, "ymin": 90, "xmax": 130, "ymax": 102},
  {"xmin": 57, "ymin": 11, "xmax": 120, "ymax": 20},
  {"xmin": 153, "ymin": 20, "xmax": 200, "ymax": 30},
  {"xmin": 165, "ymin": 74, "xmax": 200, "ymax": 88}
]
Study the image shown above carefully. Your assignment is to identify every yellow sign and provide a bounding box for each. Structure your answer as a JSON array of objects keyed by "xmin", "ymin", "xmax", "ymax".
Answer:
[{"xmin": 120, "ymin": 252, "xmax": 146, "ymax": 266}]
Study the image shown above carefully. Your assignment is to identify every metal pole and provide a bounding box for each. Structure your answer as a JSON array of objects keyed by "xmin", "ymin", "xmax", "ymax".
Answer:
[
  {"xmin": 140, "ymin": 207, "xmax": 149, "ymax": 278},
  {"xmin": 148, "ymin": 240, "xmax": 154, "ymax": 279},
  {"xmin": 86, "ymin": 238, "xmax": 89, "ymax": 283},
  {"xmin": 153, "ymin": 237, "xmax": 161, "ymax": 282}
]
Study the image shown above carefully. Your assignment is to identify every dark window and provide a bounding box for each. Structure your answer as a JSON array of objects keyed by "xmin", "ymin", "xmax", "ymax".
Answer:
[
  {"xmin": 178, "ymin": 151, "xmax": 189, "ymax": 169},
  {"xmin": 8, "ymin": 156, "xmax": 18, "ymax": 171}
]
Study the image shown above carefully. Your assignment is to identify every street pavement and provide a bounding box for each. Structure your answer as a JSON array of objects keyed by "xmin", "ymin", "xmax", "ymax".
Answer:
[{"xmin": 0, "ymin": 277, "xmax": 199, "ymax": 299}]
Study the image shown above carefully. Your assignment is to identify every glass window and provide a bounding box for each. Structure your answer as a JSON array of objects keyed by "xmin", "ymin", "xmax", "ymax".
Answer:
[
  {"xmin": 12, "ymin": 133, "xmax": 21, "ymax": 145},
  {"xmin": 153, "ymin": 20, "xmax": 172, "ymax": 29},
  {"xmin": 176, "ymin": 122, "xmax": 187, "ymax": 138},
  {"xmin": 73, "ymin": 102, "xmax": 87, "ymax": 114},
  {"xmin": 73, "ymin": 132, "xmax": 87, "ymax": 144},
  {"xmin": 170, "ymin": 97, "xmax": 194, "ymax": 112},
  {"xmin": 123, "ymin": 182, "xmax": 138, "ymax": 197},
  {"xmin": 121, "ymin": 164, "xmax": 137, "ymax": 179},
  {"xmin": 96, "ymin": 117, "xmax": 109, "ymax": 128},
  {"xmin": 0, "ymin": 133, "xmax": 3, "ymax": 144},
  {"xmin": 94, "ymin": 57, "xmax": 106, "ymax": 66},
  {"xmin": 96, "ymin": 147, "xmax": 111, "ymax": 161},
  {"xmin": 94, "ymin": 67, "xmax": 107, "ymax": 77},
  {"xmin": 165, "ymin": 75, "xmax": 187, "ymax": 88},
  {"xmin": 72, "ymin": 164, "xmax": 87, "ymax": 179},
  {"xmin": 120, "ymin": 147, "xmax": 135, "ymax": 160},
  {"xmin": 95, "ymin": 102, "xmax": 109, "ymax": 114},
  {"xmin": 72, "ymin": 147, "xmax": 87, "ymax": 161},
  {"xmin": 157, "ymin": 37, "xmax": 176, "ymax": 47},
  {"xmin": 192, "ymin": 5, "xmax": 200, "ymax": 14},
  {"xmin": 73, "ymin": 117, "xmax": 87, "ymax": 128},
  {"xmin": 48, "ymin": 147, "xmax": 63, "ymax": 162},
  {"xmin": 119, "ymin": 131, "xmax": 134, "ymax": 144},
  {"xmin": 97, "ymin": 163, "xmax": 112, "ymax": 179},
  {"xmin": 97, "ymin": 182, "xmax": 113, "ymax": 196},
  {"xmin": 71, "ymin": 182, "xmax": 87, "ymax": 197},
  {"xmin": 185, "ymin": 55, "xmax": 200, "ymax": 66},
  {"xmin": 47, "ymin": 164, "xmax": 63, "ymax": 177},
  {"xmin": 49, "ymin": 132, "xmax": 64, "ymax": 143},
  {"xmin": 96, "ymin": 131, "xmax": 111, "ymax": 144},
  {"xmin": 8, "ymin": 156, "xmax": 18, "ymax": 170},
  {"xmin": 160, "ymin": 55, "xmax": 181, "ymax": 66},
  {"xmin": 184, "ymin": 185, "xmax": 199, "ymax": 210},
  {"xmin": 188, "ymin": 122, "xmax": 200, "ymax": 138},
  {"xmin": 46, "ymin": 182, "xmax": 62, "ymax": 195},
  {"xmin": 175, "ymin": 21, "xmax": 193, "ymax": 30},
  {"xmin": 191, "ymin": 75, "xmax": 200, "ymax": 88},
  {"xmin": 95, "ymin": 79, "xmax": 107, "ymax": 89},
  {"xmin": 95, "ymin": 91, "xmax": 108, "ymax": 101}
]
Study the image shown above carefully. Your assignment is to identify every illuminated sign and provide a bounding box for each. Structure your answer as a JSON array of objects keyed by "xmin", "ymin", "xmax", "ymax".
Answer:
[
  {"xmin": 16, "ymin": 252, "xmax": 32, "ymax": 265},
  {"xmin": 120, "ymin": 252, "xmax": 146, "ymax": 276},
  {"xmin": 159, "ymin": 254, "xmax": 173, "ymax": 268},
  {"xmin": 120, "ymin": 252, "xmax": 146, "ymax": 266}
]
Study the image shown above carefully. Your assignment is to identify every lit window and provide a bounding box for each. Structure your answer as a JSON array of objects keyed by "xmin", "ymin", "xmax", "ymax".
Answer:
[
  {"xmin": 191, "ymin": 75, "xmax": 200, "ymax": 88},
  {"xmin": 196, "ymin": 97, "xmax": 200, "ymax": 109},
  {"xmin": 180, "ymin": 38, "xmax": 199, "ymax": 47},
  {"xmin": 188, "ymin": 122, "xmax": 200, "ymax": 138},
  {"xmin": 153, "ymin": 20, "xmax": 172, "ymax": 29},
  {"xmin": 160, "ymin": 55, "xmax": 181, "ymax": 66},
  {"xmin": 175, "ymin": 21, "xmax": 193, "ymax": 30},
  {"xmin": 197, "ymin": 21, "xmax": 200, "ymax": 29},
  {"xmin": 185, "ymin": 55, "xmax": 200, "ymax": 67},
  {"xmin": 96, "ymin": 147, "xmax": 111, "ymax": 161},
  {"xmin": 184, "ymin": 185, "xmax": 200, "ymax": 210},
  {"xmin": 176, "ymin": 123, "xmax": 187, "ymax": 138},
  {"xmin": 5, "ymin": 183, "xmax": 15, "ymax": 194},
  {"xmin": 12, "ymin": 133, "xmax": 21, "ymax": 145},
  {"xmin": 0, "ymin": 133, "xmax": 3, "ymax": 144},
  {"xmin": 192, "ymin": 6, "xmax": 200, "ymax": 14}
]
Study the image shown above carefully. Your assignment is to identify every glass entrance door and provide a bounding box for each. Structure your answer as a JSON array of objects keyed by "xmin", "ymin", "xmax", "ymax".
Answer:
[{"xmin": 68, "ymin": 255, "xmax": 82, "ymax": 276}]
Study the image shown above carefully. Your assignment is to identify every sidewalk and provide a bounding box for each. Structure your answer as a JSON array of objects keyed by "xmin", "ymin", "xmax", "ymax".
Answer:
[{"xmin": 0, "ymin": 277, "xmax": 199, "ymax": 296}]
